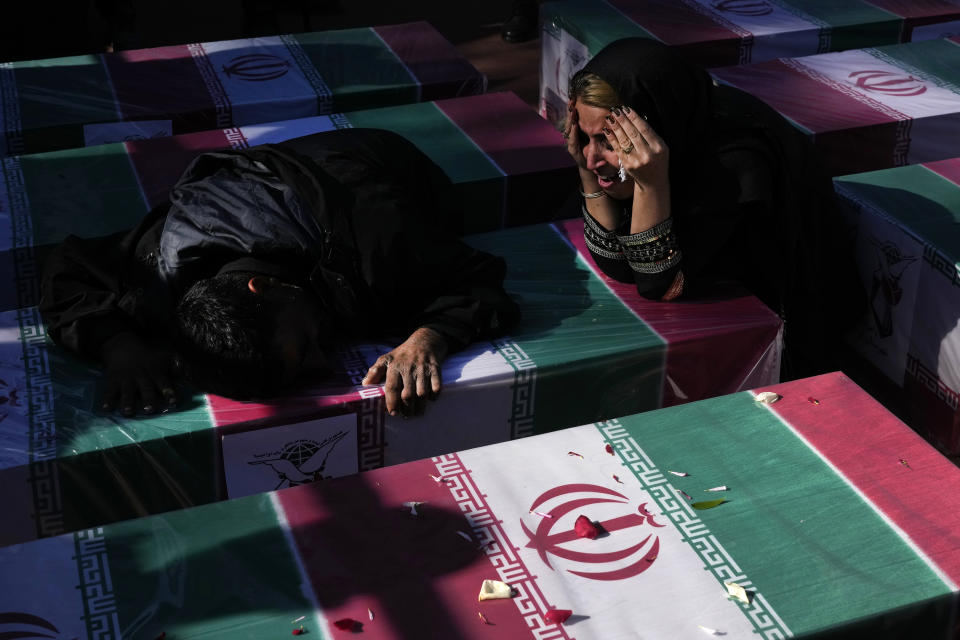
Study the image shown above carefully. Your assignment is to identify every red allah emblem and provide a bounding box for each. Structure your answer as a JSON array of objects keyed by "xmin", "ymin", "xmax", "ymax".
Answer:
[
  {"xmin": 848, "ymin": 70, "xmax": 927, "ymax": 96},
  {"xmin": 711, "ymin": 0, "xmax": 774, "ymax": 16},
  {"xmin": 521, "ymin": 483, "xmax": 663, "ymax": 581},
  {"xmin": 222, "ymin": 53, "xmax": 292, "ymax": 81},
  {"xmin": 0, "ymin": 612, "xmax": 61, "ymax": 639}
]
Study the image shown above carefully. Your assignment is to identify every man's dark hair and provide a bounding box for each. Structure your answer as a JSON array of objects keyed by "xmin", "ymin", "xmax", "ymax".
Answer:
[{"xmin": 174, "ymin": 272, "xmax": 284, "ymax": 399}]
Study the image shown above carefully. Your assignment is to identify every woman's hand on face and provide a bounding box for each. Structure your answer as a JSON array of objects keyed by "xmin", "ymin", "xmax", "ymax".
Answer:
[
  {"xmin": 603, "ymin": 106, "xmax": 670, "ymax": 190},
  {"xmin": 563, "ymin": 100, "xmax": 590, "ymax": 172}
]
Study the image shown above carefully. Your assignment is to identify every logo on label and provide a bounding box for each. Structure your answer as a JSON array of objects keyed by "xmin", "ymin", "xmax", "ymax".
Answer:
[
  {"xmin": 0, "ymin": 612, "xmax": 62, "ymax": 640},
  {"xmin": 248, "ymin": 432, "xmax": 348, "ymax": 490},
  {"xmin": 222, "ymin": 53, "xmax": 292, "ymax": 81},
  {"xmin": 849, "ymin": 70, "xmax": 927, "ymax": 96},
  {"xmin": 711, "ymin": 0, "xmax": 773, "ymax": 16},
  {"xmin": 521, "ymin": 483, "xmax": 663, "ymax": 581},
  {"xmin": 869, "ymin": 238, "xmax": 916, "ymax": 339}
]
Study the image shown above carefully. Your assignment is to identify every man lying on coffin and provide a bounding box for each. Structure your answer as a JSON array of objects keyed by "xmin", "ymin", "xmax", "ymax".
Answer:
[{"xmin": 40, "ymin": 128, "xmax": 520, "ymax": 417}]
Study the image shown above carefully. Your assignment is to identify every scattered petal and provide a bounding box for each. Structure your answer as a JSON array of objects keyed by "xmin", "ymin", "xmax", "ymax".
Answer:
[
  {"xmin": 333, "ymin": 618, "xmax": 361, "ymax": 632},
  {"xmin": 807, "ymin": 396, "xmax": 820, "ymax": 405},
  {"xmin": 478, "ymin": 612, "xmax": 491, "ymax": 625},
  {"xmin": 456, "ymin": 531, "xmax": 472, "ymax": 541},
  {"xmin": 292, "ymin": 630, "xmax": 304, "ymax": 636},
  {"xmin": 668, "ymin": 470, "xmax": 689, "ymax": 477},
  {"xmin": 291, "ymin": 616, "xmax": 306, "ymax": 624},
  {"xmin": 430, "ymin": 474, "xmax": 448, "ymax": 483},
  {"xmin": 754, "ymin": 392, "xmax": 780, "ymax": 404},
  {"xmin": 530, "ymin": 510, "xmax": 553, "ymax": 519},
  {"xmin": 368, "ymin": 608, "xmax": 375, "ymax": 621},
  {"xmin": 704, "ymin": 486, "xmax": 728, "ymax": 492},
  {"xmin": 545, "ymin": 609, "xmax": 573, "ymax": 625},
  {"xmin": 899, "ymin": 458, "xmax": 912, "ymax": 469},
  {"xmin": 567, "ymin": 451, "xmax": 584, "ymax": 459},
  {"xmin": 574, "ymin": 515, "xmax": 600, "ymax": 539},
  {"xmin": 678, "ymin": 489, "xmax": 693, "ymax": 501},
  {"xmin": 725, "ymin": 581, "xmax": 752, "ymax": 604},
  {"xmin": 691, "ymin": 498, "xmax": 727, "ymax": 510},
  {"xmin": 402, "ymin": 501, "xmax": 425, "ymax": 516},
  {"xmin": 698, "ymin": 625, "xmax": 720, "ymax": 635},
  {"xmin": 478, "ymin": 579, "xmax": 514, "ymax": 601},
  {"xmin": 612, "ymin": 474, "xmax": 624, "ymax": 484},
  {"xmin": 605, "ymin": 444, "xmax": 615, "ymax": 455}
]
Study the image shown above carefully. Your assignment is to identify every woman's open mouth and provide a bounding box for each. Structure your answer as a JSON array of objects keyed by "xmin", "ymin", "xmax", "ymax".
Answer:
[{"xmin": 596, "ymin": 173, "xmax": 615, "ymax": 188}]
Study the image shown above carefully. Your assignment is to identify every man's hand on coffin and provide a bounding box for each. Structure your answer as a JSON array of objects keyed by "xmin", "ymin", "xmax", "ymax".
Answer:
[
  {"xmin": 361, "ymin": 327, "xmax": 449, "ymax": 417},
  {"xmin": 99, "ymin": 331, "xmax": 178, "ymax": 417}
]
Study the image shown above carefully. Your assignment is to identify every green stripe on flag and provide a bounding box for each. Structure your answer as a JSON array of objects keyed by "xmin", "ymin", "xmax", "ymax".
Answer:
[
  {"xmin": 601, "ymin": 392, "xmax": 951, "ymax": 636},
  {"xmin": 291, "ymin": 29, "xmax": 419, "ymax": 113},
  {"xmin": 105, "ymin": 493, "xmax": 317, "ymax": 640},
  {"xmin": 835, "ymin": 164, "xmax": 960, "ymax": 263},
  {"xmin": 343, "ymin": 102, "xmax": 500, "ymax": 184},
  {"xmin": 13, "ymin": 55, "xmax": 117, "ymax": 152},
  {"xmin": 790, "ymin": 0, "xmax": 901, "ymax": 51},
  {"xmin": 544, "ymin": 0, "xmax": 655, "ymax": 57},
  {"xmin": 19, "ymin": 143, "xmax": 147, "ymax": 245},
  {"xmin": 345, "ymin": 101, "xmax": 504, "ymax": 232},
  {"xmin": 469, "ymin": 225, "xmax": 665, "ymax": 433}
]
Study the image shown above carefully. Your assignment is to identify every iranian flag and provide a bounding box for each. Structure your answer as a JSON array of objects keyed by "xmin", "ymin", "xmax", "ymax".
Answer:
[{"xmin": 712, "ymin": 37, "xmax": 960, "ymax": 175}]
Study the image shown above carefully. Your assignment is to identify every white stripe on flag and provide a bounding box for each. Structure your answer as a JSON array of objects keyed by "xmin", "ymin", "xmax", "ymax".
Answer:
[
  {"xmin": 269, "ymin": 492, "xmax": 327, "ymax": 636},
  {"xmin": 238, "ymin": 115, "xmax": 339, "ymax": 146},
  {"xmin": 0, "ymin": 534, "xmax": 89, "ymax": 639},
  {"xmin": 204, "ymin": 36, "xmax": 318, "ymax": 126},
  {"xmin": 790, "ymin": 48, "xmax": 960, "ymax": 120},
  {"xmin": 456, "ymin": 425, "xmax": 766, "ymax": 639}
]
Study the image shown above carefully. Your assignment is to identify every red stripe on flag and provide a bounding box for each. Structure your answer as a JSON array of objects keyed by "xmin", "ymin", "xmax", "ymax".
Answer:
[
  {"xmin": 862, "ymin": 0, "xmax": 960, "ymax": 19},
  {"xmin": 712, "ymin": 58, "xmax": 897, "ymax": 133},
  {"xmin": 756, "ymin": 372, "xmax": 960, "ymax": 586},
  {"xmin": 553, "ymin": 218, "xmax": 782, "ymax": 406},
  {"xmin": 435, "ymin": 92, "xmax": 577, "ymax": 227},
  {"xmin": 372, "ymin": 23, "xmax": 485, "ymax": 102},
  {"xmin": 607, "ymin": 0, "xmax": 741, "ymax": 45},
  {"xmin": 208, "ymin": 387, "xmax": 366, "ymax": 427},
  {"xmin": 434, "ymin": 92, "xmax": 572, "ymax": 176},
  {"xmin": 923, "ymin": 157, "xmax": 960, "ymax": 186},
  {"xmin": 103, "ymin": 44, "xmax": 219, "ymax": 129},
  {"xmin": 276, "ymin": 457, "xmax": 550, "ymax": 639},
  {"xmin": 606, "ymin": 0, "xmax": 743, "ymax": 66}
]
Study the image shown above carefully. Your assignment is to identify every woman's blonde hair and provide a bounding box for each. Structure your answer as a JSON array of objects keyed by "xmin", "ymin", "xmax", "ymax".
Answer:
[{"xmin": 569, "ymin": 70, "xmax": 621, "ymax": 110}]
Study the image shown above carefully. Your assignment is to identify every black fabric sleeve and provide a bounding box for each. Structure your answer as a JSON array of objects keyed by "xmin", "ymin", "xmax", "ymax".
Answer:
[
  {"xmin": 616, "ymin": 216, "xmax": 683, "ymax": 300},
  {"xmin": 39, "ymin": 204, "xmax": 168, "ymax": 360},
  {"xmin": 40, "ymin": 231, "xmax": 137, "ymax": 359},
  {"xmin": 411, "ymin": 247, "xmax": 520, "ymax": 353},
  {"xmin": 583, "ymin": 205, "xmax": 633, "ymax": 282},
  {"xmin": 583, "ymin": 206, "xmax": 682, "ymax": 299}
]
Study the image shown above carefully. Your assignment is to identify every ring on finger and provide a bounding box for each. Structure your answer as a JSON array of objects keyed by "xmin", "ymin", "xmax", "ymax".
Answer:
[{"xmin": 621, "ymin": 143, "xmax": 635, "ymax": 154}]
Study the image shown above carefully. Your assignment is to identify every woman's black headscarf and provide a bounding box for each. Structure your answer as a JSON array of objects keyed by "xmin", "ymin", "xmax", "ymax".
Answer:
[
  {"xmin": 578, "ymin": 38, "xmax": 863, "ymax": 378},
  {"xmin": 579, "ymin": 38, "xmax": 713, "ymax": 180}
]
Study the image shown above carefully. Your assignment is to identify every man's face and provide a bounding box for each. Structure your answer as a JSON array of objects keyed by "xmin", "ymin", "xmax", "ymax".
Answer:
[{"xmin": 268, "ymin": 285, "xmax": 331, "ymax": 385}]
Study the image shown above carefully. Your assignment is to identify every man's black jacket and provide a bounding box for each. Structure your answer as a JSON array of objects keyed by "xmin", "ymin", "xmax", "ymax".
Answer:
[{"xmin": 40, "ymin": 128, "xmax": 520, "ymax": 360}]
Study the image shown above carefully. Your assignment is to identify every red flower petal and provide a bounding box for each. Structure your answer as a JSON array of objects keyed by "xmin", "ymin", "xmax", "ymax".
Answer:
[
  {"xmin": 574, "ymin": 515, "xmax": 599, "ymax": 539},
  {"xmin": 545, "ymin": 609, "xmax": 572, "ymax": 624},
  {"xmin": 605, "ymin": 444, "xmax": 614, "ymax": 455},
  {"xmin": 333, "ymin": 618, "xmax": 362, "ymax": 632},
  {"xmin": 292, "ymin": 630, "xmax": 303, "ymax": 636}
]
